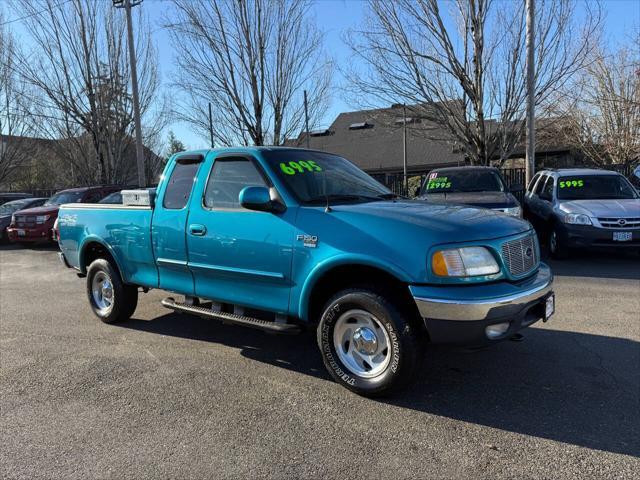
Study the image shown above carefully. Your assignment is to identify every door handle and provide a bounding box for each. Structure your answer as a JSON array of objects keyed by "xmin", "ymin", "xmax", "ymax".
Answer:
[{"xmin": 189, "ymin": 224, "xmax": 207, "ymax": 236}]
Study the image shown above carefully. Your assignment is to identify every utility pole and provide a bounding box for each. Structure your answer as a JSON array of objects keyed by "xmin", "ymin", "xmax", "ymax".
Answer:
[
  {"xmin": 208, "ymin": 102, "xmax": 215, "ymax": 148},
  {"xmin": 114, "ymin": 0, "xmax": 145, "ymax": 187},
  {"xmin": 402, "ymin": 104, "xmax": 408, "ymax": 195},
  {"xmin": 525, "ymin": 0, "xmax": 535, "ymax": 186},
  {"xmin": 303, "ymin": 90, "xmax": 310, "ymax": 149}
]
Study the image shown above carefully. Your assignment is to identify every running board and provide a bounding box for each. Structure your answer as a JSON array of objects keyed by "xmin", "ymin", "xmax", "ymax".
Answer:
[{"xmin": 161, "ymin": 297, "xmax": 302, "ymax": 334}]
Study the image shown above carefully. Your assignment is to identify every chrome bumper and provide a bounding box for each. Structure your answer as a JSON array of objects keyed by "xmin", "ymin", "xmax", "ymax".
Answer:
[{"xmin": 410, "ymin": 264, "xmax": 553, "ymax": 322}]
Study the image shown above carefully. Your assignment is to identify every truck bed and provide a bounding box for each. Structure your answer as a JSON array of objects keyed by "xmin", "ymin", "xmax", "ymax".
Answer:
[{"xmin": 58, "ymin": 204, "xmax": 158, "ymax": 288}]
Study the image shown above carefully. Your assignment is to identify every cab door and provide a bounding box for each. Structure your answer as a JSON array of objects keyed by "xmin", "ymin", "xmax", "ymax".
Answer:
[
  {"xmin": 152, "ymin": 154, "xmax": 203, "ymax": 295},
  {"xmin": 186, "ymin": 154, "xmax": 295, "ymax": 315}
]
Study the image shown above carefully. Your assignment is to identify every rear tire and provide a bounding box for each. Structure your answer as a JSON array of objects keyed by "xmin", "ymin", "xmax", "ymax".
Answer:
[
  {"xmin": 549, "ymin": 224, "xmax": 569, "ymax": 259},
  {"xmin": 317, "ymin": 287, "xmax": 421, "ymax": 397},
  {"xmin": 86, "ymin": 258, "xmax": 138, "ymax": 323}
]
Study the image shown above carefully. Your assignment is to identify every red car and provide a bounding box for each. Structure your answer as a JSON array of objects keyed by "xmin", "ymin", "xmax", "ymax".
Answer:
[{"xmin": 7, "ymin": 186, "xmax": 121, "ymax": 244}]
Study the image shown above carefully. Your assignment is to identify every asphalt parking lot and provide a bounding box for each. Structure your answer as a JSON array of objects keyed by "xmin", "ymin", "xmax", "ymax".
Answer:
[{"xmin": 1, "ymin": 245, "xmax": 638, "ymax": 479}]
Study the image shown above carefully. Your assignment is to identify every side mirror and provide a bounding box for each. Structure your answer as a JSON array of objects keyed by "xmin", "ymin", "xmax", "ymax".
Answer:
[
  {"xmin": 510, "ymin": 183, "xmax": 524, "ymax": 193},
  {"xmin": 239, "ymin": 186, "xmax": 279, "ymax": 212}
]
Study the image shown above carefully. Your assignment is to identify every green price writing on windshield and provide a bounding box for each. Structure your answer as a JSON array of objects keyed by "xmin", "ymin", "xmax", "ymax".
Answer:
[
  {"xmin": 559, "ymin": 179, "xmax": 584, "ymax": 188},
  {"xmin": 427, "ymin": 176, "xmax": 451, "ymax": 189},
  {"xmin": 280, "ymin": 160, "xmax": 323, "ymax": 175}
]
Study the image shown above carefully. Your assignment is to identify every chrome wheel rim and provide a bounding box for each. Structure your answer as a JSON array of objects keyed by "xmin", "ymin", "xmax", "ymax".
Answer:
[
  {"xmin": 333, "ymin": 309, "xmax": 392, "ymax": 379},
  {"xmin": 92, "ymin": 271, "xmax": 114, "ymax": 314}
]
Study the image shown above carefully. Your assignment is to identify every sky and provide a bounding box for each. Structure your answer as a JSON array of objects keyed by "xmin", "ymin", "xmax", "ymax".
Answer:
[{"xmin": 2, "ymin": 0, "xmax": 639, "ymax": 151}]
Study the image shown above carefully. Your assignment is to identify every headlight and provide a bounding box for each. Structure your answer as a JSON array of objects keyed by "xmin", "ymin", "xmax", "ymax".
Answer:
[
  {"xmin": 563, "ymin": 213, "xmax": 592, "ymax": 225},
  {"xmin": 432, "ymin": 247, "xmax": 500, "ymax": 277},
  {"xmin": 503, "ymin": 206, "xmax": 522, "ymax": 218},
  {"xmin": 36, "ymin": 215, "xmax": 51, "ymax": 224}
]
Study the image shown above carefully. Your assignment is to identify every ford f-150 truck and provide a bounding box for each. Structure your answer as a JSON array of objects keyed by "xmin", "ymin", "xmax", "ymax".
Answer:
[{"xmin": 57, "ymin": 147, "xmax": 555, "ymax": 396}]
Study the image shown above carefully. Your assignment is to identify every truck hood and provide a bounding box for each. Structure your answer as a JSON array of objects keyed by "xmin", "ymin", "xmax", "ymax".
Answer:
[
  {"xmin": 330, "ymin": 200, "xmax": 530, "ymax": 241},
  {"xmin": 295, "ymin": 199, "xmax": 533, "ymax": 283},
  {"xmin": 419, "ymin": 191, "xmax": 518, "ymax": 208},
  {"xmin": 559, "ymin": 199, "xmax": 640, "ymax": 218},
  {"xmin": 12, "ymin": 205, "xmax": 60, "ymax": 216}
]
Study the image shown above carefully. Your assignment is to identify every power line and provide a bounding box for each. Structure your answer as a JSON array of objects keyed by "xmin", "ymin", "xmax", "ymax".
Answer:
[{"xmin": 0, "ymin": 0, "xmax": 72, "ymax": 27}]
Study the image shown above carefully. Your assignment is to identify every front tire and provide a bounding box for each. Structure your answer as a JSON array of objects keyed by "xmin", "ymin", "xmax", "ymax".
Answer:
[
  {"xmin": 317, "ymin": 288, "xmax": 420, "ymax": 397},
  {"xmin": 549, "ymin": 224, "xmax": 569, "ymax": 259},
  {"xmin": 86, "ymin": 258, "xmax": 138, "ymax": 323}
]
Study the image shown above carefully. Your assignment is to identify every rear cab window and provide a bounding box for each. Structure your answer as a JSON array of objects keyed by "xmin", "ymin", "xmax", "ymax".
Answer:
[{"xmin": 163, "ymin": 160, "xmax": 201, "ymax": 209}]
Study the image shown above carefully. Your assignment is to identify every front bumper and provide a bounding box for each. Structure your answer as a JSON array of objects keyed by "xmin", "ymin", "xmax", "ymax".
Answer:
[
  {"xmin": 558, "ymin": 223, "xmax": 640, "ymax": 249},
  {"xmin": 410, "ymin": 264, "xmax": 553, "ymax": 346}
]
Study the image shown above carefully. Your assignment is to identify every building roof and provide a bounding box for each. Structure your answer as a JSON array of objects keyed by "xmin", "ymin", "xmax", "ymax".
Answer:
[{"xmin": 286, "ymin": 104, "xmax": 465, "ymax": 173}]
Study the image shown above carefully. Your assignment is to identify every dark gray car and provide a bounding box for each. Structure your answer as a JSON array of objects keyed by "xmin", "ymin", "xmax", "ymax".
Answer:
[
  {"xmin": 523, "ymin": 168, "xmax": 640, "ymax": 258},
  {"xmin": 0, "ymin": 197, "xmax": 48, "ymax": 242}
]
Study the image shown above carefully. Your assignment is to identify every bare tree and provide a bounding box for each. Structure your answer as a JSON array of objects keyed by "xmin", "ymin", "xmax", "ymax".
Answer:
[
  {"xmin": 0, "ymin": 11, "xmax": 38, "ymax": 186},
  {"xmin": 557, "ymin": 41, "xmax": 640, "ymax": 169},
  {"xmin": 345, "ymin": 0, "xmax": 602, "ymax": 166},
  {"xmin": 167, "ymin": 0, "xmax": 332, "ymax": 147},
  {"xmin": 13, "ymin": 0, "xmax": 167, "ymax": 186}
]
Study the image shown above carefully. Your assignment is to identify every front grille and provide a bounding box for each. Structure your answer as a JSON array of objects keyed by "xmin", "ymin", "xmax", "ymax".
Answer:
[
  {"xmin": 597, "ymin": 217, "xmax": 640, "ymax": 229},
  {"xmin": 501, "ymin": 235, "xmax": 538, "ymax": 277}
]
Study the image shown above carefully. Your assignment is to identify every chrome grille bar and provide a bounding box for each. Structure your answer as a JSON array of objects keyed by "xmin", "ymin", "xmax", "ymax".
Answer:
[{"xmin": 501, "ymin": 235, "xmax": 538, "ymax": 277}]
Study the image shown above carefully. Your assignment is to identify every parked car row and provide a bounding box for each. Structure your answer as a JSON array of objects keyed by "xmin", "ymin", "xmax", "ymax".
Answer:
[
  {"xmin": 415, "ymin": 166, "xmax": 639, "ymax": 259},
  {"xmin": 0, "ymin": 185, "xmax": 124, "ymax": 244}
]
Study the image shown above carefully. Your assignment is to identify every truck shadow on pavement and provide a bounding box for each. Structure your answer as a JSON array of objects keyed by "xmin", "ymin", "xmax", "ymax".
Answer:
[{"xmin": 118, "ymin": 314, "xmax": 639, "ymax": 458}]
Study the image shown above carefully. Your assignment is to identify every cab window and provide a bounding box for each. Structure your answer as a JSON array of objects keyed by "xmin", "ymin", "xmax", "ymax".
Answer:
[
  {"xmin": 163, "ymin": 161, "xmax": 201, "ymax": 209},
  {"xmin": 203, "ymin": 158, "xmax": 267, "ymax": 209}
]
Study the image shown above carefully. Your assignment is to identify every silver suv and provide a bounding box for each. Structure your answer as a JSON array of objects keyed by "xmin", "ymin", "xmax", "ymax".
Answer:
[{"xmin": 523, "ymin": 168, "xmax": 640, "ymax": 258}]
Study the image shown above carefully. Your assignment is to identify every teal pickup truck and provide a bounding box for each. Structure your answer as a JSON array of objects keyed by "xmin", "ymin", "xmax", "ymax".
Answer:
[{"xmin": 57, "ymin": 147, "xmax": 554, "ymax": 396}]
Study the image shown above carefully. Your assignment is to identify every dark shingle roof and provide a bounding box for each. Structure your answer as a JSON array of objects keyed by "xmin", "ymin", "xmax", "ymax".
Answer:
[{"xmin": 286, "ymin": 104, "xmax": 465, "ymax": 172}]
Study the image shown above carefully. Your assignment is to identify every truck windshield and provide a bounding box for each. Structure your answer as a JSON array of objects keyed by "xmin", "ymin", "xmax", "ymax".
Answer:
[
  {"xmin": 557, "ymin": 175, "xmax": 638, "ymax": 200},
  {"xmin": 44, "ymin": 191, "xmax": 83, "ymax": 205},
  {"xmin": 421, "ymin": 170, "xmax": 505, "ymax": 195},
  {"xmin": 262, "ymin": 151, "xmax": 393, "ymax": 204}
]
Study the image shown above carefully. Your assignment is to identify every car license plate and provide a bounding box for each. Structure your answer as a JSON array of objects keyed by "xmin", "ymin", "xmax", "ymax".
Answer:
[
  {"xmin": 17, "ymin": 229, "xmax": 25, "ymax": 237},
  {"xmin": 544, "ymin": 294, "xmax": 555, "ymax": 321},
  {"xmin": 613, "ymin": 231, "xmax": 632, "ymax": 242}
]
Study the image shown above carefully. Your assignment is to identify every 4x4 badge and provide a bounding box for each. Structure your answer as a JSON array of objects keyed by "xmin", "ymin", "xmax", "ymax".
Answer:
[{"xmin": 296, "ymin": 234, "xmax": 318, "ymax": 248}]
